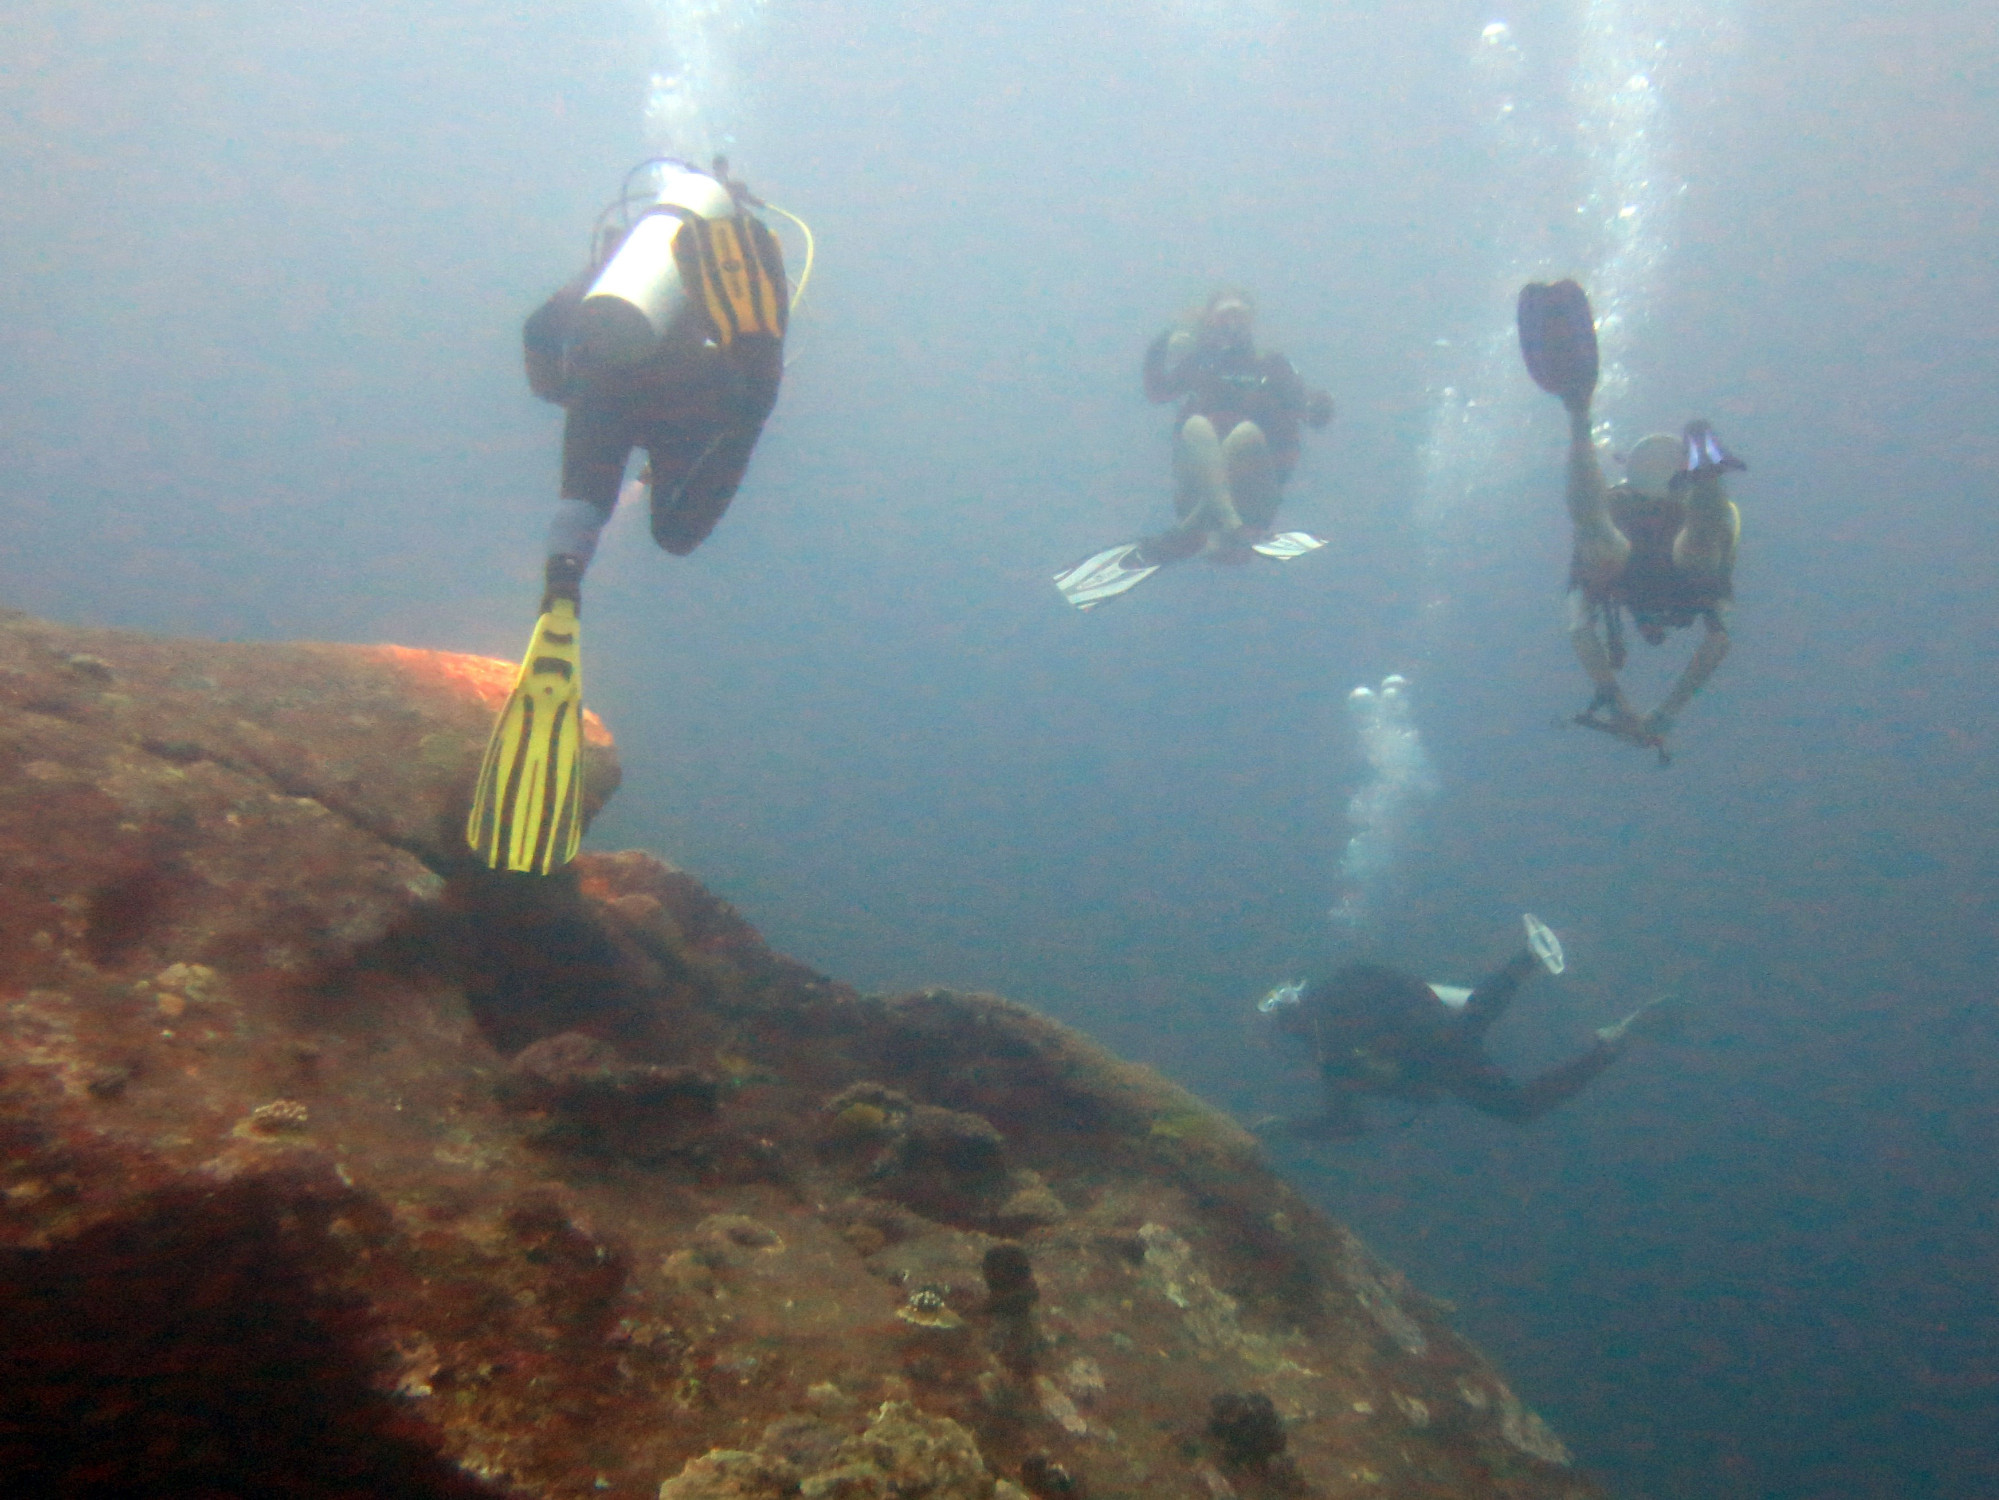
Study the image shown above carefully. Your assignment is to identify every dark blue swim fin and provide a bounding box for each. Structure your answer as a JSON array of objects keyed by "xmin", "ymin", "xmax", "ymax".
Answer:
[{"xmin": 1517, "ymin": 280, "xmax": 1600, "ymax": 413}]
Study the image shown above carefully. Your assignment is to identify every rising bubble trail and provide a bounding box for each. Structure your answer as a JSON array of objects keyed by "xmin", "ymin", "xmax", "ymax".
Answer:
[
  {"xmin": 644, "ymin": 0, "xmax": 767, "ymax": 163},
  {"xmin": 1331, "ymin": 676, "xmax": 1437, "ymax": 935}
]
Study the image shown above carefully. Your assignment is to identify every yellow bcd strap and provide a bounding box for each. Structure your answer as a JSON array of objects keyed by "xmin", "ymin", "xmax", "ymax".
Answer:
[{"xmin": 674, "ymin": 213, "xmax": 787, "ymax": 348}]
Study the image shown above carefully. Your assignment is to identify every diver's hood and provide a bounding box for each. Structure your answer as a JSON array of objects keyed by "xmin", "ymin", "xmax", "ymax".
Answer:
[{"xmin": 1623, "ymin": 432, "xmax": 1686, "ymax": 499}]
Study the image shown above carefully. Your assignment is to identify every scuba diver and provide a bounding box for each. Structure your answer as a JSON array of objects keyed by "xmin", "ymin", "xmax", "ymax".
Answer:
[
  {"xmin": 1255, "ymin": 914, "xmax": 1678, "ymax": 1139},
  {"xmin": 1054, "ymin": 289, "xmax": 1335, "ymax": 609},
  {"xmin": 1517, "ymin": 280, "xmax": 1747, "ymax": 766},
  {"xmin": 468, "ymin": 157, "xmax": 793, "ymax": 874}
]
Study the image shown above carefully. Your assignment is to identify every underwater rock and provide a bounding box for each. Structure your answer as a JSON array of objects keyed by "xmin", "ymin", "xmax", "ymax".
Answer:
[
  {"xmin": 820, "ymin": 1084, "xmax": 1012, "ymax": 1225},
  {"xmin": 1208, "ymin": 1391, "xmax": 1288, "ymax": 1467},
  {"xmin": 658, "ymin": 1448, "xmax": 801, "ymax": 1500},
  {"xmin": 0, "ymin": 610, "xmax": 1603, "ymax": 1499},
  {"xmin": 500, "ymin": 1031, "xmax": 720, "ymax": 1162},
  {"xmin": 798, "ymin": 1401, "xmax": 995, "ymax": 1500}
]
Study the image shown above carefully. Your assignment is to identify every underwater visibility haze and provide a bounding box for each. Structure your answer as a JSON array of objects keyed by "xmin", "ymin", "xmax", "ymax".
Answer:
[{"xmin": 3, "ymin": 1, "xmax": 1996, "ymax": 1496}]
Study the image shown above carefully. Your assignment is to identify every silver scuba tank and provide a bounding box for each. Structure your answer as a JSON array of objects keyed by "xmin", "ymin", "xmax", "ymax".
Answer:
[{"xmin": 571, "ymin": 161, "xmax": 736, "ymax": 371}]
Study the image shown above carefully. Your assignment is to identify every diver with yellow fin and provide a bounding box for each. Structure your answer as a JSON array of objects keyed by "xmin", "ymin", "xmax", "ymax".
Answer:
[
  {"xmin": 469, "ymin": 157, "xmax": 798, "ymax": 872},
  {"xmin": 1519, "ymin": 279, "xmax": 1747, "ymax": 765}
]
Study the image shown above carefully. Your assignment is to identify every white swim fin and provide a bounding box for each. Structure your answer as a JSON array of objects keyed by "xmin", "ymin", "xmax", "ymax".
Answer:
[
  {"xmin": 1053, "ymin": 542, "xmax": 1160, "ymax": 610},
  {"xmin": 1250, "ymin": 531, "xmax": 1329, "ymax": 560},
  {"xmin": 1428, "ymin": 983, "xmax": 1474, "ymax": 1010},
  {"xmin": 1523, "ymin": 913, "xmax": 1566, "ymax": 974}
]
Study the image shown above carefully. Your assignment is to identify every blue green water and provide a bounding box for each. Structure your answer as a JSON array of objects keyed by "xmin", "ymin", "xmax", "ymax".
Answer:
[{"xmin": 3, "ymin": 2, "xmax": 1995, "ymax": 1496}]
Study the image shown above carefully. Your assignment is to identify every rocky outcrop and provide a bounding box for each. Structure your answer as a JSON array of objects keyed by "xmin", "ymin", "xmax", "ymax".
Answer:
[{"xmin": 0, "ymin": 609, "xmax": 1603, "ymax": 1500}]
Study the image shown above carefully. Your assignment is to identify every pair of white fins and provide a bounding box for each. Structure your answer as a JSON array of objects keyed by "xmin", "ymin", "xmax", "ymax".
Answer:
[
  {"xmin": 1052, "ymin": 532, "xmax": 1328, "ymax": 610},
  {"xmin": 466, "ymin": 600, "xmax": 586, "ymax": 875}
]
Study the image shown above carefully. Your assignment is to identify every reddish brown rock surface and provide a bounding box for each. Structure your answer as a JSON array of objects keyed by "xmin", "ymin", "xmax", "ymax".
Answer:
[{"xmin": 0, "ymin": 609, "xmax": 1606, "ymax": 1500}]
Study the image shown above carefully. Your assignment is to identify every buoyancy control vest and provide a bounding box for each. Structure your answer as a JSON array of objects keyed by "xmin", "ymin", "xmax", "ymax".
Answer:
[{"xmin": 1590, "ymin": 486, "xmax": 1736, "ymax": 629}]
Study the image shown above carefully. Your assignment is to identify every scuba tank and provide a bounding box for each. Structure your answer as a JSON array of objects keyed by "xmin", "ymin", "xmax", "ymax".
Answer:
[{"xmin": 570, "ymin": 160, "xmax": 738, "ymax": 372}]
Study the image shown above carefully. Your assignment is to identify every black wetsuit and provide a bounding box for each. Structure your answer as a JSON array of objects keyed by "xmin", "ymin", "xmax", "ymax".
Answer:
[
  {"xmin": 1274, "ymin": 952, "xmax": 1621, "ymax": 1138},
  {"xmin": 523, "ymin": 229, "xmax": 785, "ymax": 556}
]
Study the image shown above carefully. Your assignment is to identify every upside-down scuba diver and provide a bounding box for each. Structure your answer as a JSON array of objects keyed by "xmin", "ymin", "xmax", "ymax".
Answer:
[
  {"xmin": 1254, "ymin": 914, "xmax": 1680, "ymax": 1139},
  {"xmin": 1054, "ymin": 289, "xmax": 1336, "ymax": 609},
  {"xmin": 1517, "ymin": 279, "xmax": 1748, "ymax": 766},
  {"xmin": 468, "ymin": 156, "xmax": 797, "ymax": 874}
]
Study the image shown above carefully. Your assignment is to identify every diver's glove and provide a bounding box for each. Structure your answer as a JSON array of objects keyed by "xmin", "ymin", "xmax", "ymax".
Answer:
[
  {"xmin": 1676, "ymin": 419, "xmax": 1747, "ymax": 481},
  {"xmin": 1574, "ymin": 693, "xmax": 1672, "ymax": 764}
]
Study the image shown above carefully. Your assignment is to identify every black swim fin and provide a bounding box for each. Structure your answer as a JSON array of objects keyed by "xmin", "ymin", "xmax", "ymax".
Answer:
[{"xmin": 1518, "ymin": 280, "xmax": 1600, "ymax": 412}]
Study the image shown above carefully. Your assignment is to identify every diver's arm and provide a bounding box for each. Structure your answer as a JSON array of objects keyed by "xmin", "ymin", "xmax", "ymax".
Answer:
[
  {"xmin": 1647, "ymin": 611, "xmax": 1730, "ymax": 735},
  {"xmin": 1264, "ymin": 356, "xmax": 1333, "ymax": 428},
  {"xmin": 1566, "ymin": 405, "xmax": 1628, "ymax": 579},
  {"xmin": 1567, "ymin": 591, "xmax": 1634, "ymax": 719},
  {"xmin": 1143, "ymin": 328, "xmax": 1198, "ymax": 402}
]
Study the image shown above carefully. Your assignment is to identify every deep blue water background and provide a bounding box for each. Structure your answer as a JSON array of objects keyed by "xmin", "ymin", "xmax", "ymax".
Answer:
[{"xmin": 4, "ymin": 3, "xmax": 1996, "ymax": 1497}]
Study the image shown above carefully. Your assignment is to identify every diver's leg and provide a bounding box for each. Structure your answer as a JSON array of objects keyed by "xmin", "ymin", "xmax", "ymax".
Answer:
[
  {"xmin": 649, "ymin": 338, "xmax": 783, "ymax": 556},
  {"xmin": 1673, "ymin": 418, "xmax": 1745, "ymax": 581},
  {"xmin": 1172, "ymin": 415, "xmax": 1240, "ymax": 531},
  {"xmin": 1221, "ymin": 421, "xmax": 1281, "ymax": 533},
  {"xmin": 1672, "ymin": 472, "xmax": 1740, "ymax": 582},
  {"xmin": 648, "ymin": 426, "xmax": 757, "ymax": 556},
  {"xmin": 1459, "ymin": 950, "xmax": 1539, "ymax": 1043},
  {"xmin": 1567, "ymin": 590, "xmax": 1634, "ymax": 719},
  {"xmin": 1137, "ymin": 416, "xmax": 1234, "ymax": 565},
  {"xmin": 550, "ymin": 406, "xmax": 631, "ymax": 609},
  {"xmin": 1562, "ymin": 406, "xmax": 1635, "ymax": 718},
  {"xmin": 1453, "ymin": 1040, "xmax": 1620, "ymax": 1124},
  {"xmin": 1566, "ymin": 405, "xmax": 1628, "ymax": 585}
]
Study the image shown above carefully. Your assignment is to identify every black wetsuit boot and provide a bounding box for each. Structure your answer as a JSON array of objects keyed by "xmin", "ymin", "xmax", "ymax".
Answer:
[{"xmin": 542, "ymin": 553, "xmax": 585, "ymax": 615}]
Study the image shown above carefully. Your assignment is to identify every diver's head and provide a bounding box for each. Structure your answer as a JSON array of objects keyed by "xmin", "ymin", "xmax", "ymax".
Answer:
[
  {"xmin": 1198, "ymin": 288, "xmax": 1257, "ymax": 356},
  {"xmin": 1622, "ymin": 433, "xmax": 1687, "ymax": 500}
]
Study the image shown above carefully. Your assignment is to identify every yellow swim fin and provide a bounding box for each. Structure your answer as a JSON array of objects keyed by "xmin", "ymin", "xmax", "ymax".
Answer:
[{"xmin": 466, "ymin": 599, "xmax": 585, "ymax": 873}]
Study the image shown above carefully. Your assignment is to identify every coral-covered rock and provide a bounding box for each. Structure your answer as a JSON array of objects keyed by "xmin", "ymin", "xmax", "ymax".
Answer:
[
  {"xmin": 500, "ymin": 1031, "xmax": 721, "ymax": 1163},
  {"xmin": 0, "ymin": 611, "xmax": 1602, "ymax": 1500}
]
